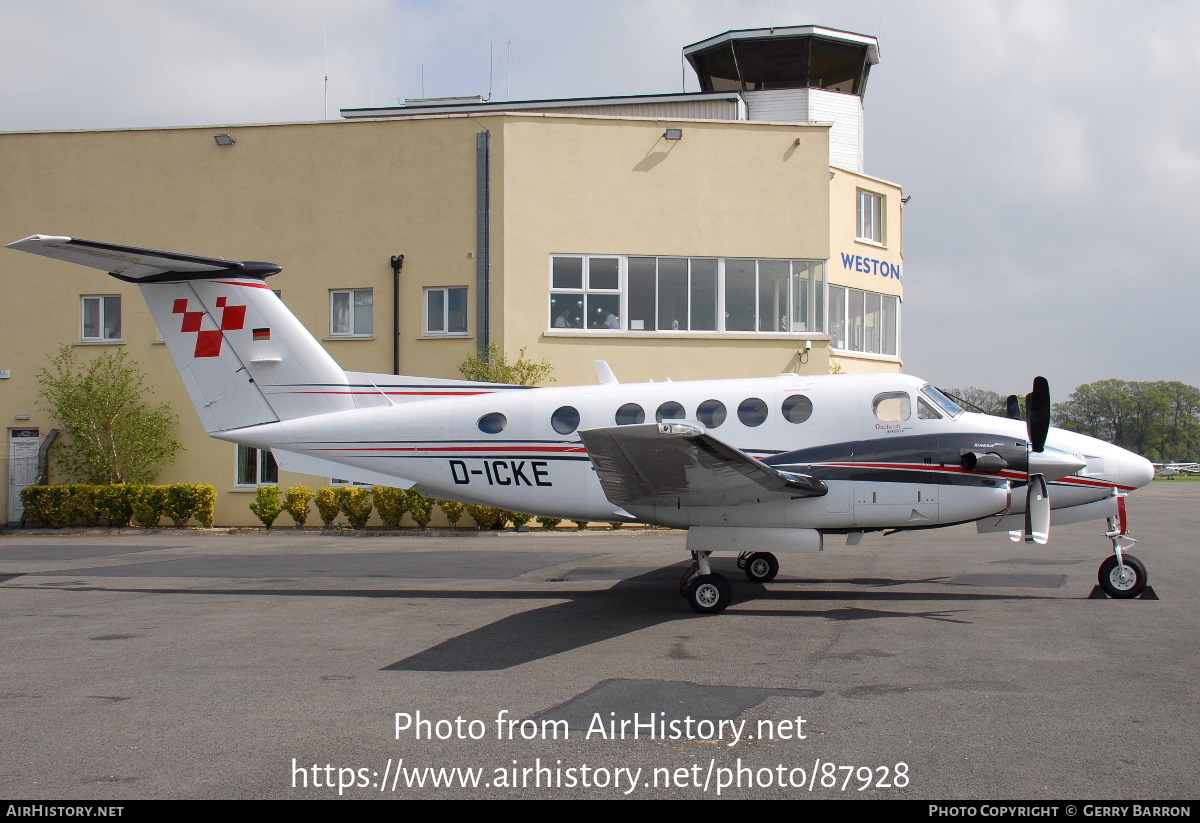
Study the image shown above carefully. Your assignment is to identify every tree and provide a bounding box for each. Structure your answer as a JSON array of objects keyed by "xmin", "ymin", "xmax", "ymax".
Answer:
[
  {"xmin": 459, "ymin": 344, "xmax": 554, "ymax": 386},
  {"xmin": 945, "ymin": 387, "xmax": 1008, "ymax": 416},
  {"xmin": 36, "ymin": 346, "xmax": 181, "ymax": 484},
  {"xmin": 1053, "ymin": 379, "xmax": 1200, "ymax": 461}
]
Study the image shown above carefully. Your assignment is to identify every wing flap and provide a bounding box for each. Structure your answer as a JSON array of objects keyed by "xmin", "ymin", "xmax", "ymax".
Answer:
[{"xmin": 579, "ymin": 423, "xmax": 826, "ymax": 508}]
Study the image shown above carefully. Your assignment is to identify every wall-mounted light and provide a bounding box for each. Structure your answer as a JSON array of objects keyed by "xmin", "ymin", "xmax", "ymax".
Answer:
[
  {"xmin": 213, "ymin": 134, "xmax": 236, "ymax": 147},
  {"xmin": 663, "ymin": 128, "xmax": 683, "ymax": 141}
]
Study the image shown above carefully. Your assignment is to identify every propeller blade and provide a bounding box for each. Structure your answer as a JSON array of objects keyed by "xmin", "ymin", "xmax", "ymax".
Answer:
[
  {"xmin": 1006, "ymin": 395, "xmax": 1022, "ymax": 420},
  {"xmin": 1025, "ymin": 376, "xmax": 1050, "ymax": 453},
  {"xmin": 1024, "ymin": 474, "xmax": 1050, "ymax": 544}
]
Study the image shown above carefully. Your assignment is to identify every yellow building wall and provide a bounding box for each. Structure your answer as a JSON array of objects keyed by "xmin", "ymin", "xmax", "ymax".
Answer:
[{"xmin": 495, "ymin": 115, "xmax": 836, "ymax": 383}]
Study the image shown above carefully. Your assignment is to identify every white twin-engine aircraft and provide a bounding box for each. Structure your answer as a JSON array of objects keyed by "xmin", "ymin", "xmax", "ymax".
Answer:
[{"xmin": 8, "ymin": 235, "xmax": 1157, "ymax": 614}]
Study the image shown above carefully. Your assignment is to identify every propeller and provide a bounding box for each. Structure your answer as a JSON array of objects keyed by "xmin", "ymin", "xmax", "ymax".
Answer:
[{"xmin": 1020, "ymin": 376, "xmax": 1054, "ymax": 544}]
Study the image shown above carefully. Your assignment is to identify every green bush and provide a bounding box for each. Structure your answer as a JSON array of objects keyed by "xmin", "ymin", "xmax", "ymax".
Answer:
[
  {"xmin": 337, "ymin": 487, "xmax": 373, "ymax": 530},
  {"xmin": 572, "ymin": 520, "xmax": 589, "ymax": 531},
  {"xmin": 131, "ymin": 485, "xmax": 166, "ymax": 528},
  {"xmin": 372, "ymin": 486, "xmax": 408, "ymax": 529},
  {"xmin": 315, "ymin": 487, "xmax": 340, "ymax": 528},
  {"xmin": 283, "ymin": 485, "xmax": 315, "ymax": 529},
  {"xmin": 248, "ymin": 486, "xmax": 283, "ymax": 528},
  {"xmin": 194, "ymin": 485, "xmax": 217, "ymax": 528},
  {"xmin": 21, "ymin": 486, "xmax": 69, "ymax": 528},
  {"xmin": 438, "ymin": 499, "xmax": 464, "ymax": 529},
  {"xmin": 536, "ymin": 516, "xmax": 562, "ymax": 530},
  {"xmin": 466, "ymin": 504, "xmax": 500, "ymax": 530},
  {"xmin": 507, "ymin": 511, "xmax": 533, "ymax": 529},
  {"xmin": 163, "ymin": 484, "xmax": 197, "ymax": 528},
  {"xmin": 406, "ymin": 488, "xmax": 434, "ymax": 529},
  {"xmin": 67, "ymin": 485, "xmax": 103, "ymax": 527},
  {"xmin": 96, "ymin": 484, "xmax": 136, "ymax": 527}
]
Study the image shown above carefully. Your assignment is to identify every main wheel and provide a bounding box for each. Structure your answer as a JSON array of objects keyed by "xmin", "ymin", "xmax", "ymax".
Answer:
[
  {"xmin": 742, "ymin": 552, "xmax": 780, "ymax": 583},
  {"xmin": 687, "ymin": 573, "xmax": 732, "ymax": 614},
  {"xmin": 1098, "ymin": 554, "xmax": 1148, "ymax": 599}
]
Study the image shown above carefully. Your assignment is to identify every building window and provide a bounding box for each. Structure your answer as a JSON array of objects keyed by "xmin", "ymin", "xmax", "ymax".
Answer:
[
  {"xmin": 856, "ymin": 189, "xmax": 884, "ymax": 245},
  {"xmin": 330, "ymin": 289, "xmax": 373, "ymax": 337},
  {"xmin": 237, "ymin": 445, "xmax": 278, "ymax": 486},
  {"xmin": 82, "ymin": 295, "xmax": 121, "ymax": 341},
  {"xmin": 549, "ymin": 255, "xmax": 825, "ymax": 335},
  {"xmin": 424, "ymin": 287, "xmax": 468, "ymax": 336},
  {"xmin": 829, "ymin": 285, "xmax": 899, "ymax": 356}
]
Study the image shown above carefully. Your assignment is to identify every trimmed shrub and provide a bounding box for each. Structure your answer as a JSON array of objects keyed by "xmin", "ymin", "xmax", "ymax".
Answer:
[
  {"xmin": 439, "ymin": 499, "xmax": 464, "ymax": 529},
  {"xmin": 315, "ymin": 487, "xmax": 340, "ymax": 528},
  {"xmin": 465, "ymin": 504, "xmax": 501, "ymax": 530},
  {"xmin": 572, "ymin": 520, "xmax": 589, "ymax": 531},
  {"xmin": 131, "ymin": 486, "xmax": 166, "ymax": 528},
  {"xmin": 163, "ymin": 484, "xmax": 198, "ymax": 528},
  {"xmin": 337, "ymin": 487, "xmax": 373, "ymax": 530},
  {"xmin": 194, "ymin": 485, "xmax": 217, "ymax": 528},
  {"xmin": 507, "ymin": 511, "xmax": 533, "ymax": 529},
  {"xmin": 406, "ymin": 488, "xmax": 434, "ymax": 529},
  {"xmin": 68, "ymin": 485, "xmax": 103, "ymax": 527},
  {"xmin": 283, "ymin": 485, "xmax": 315, "ymax": 529},
  {"xmin": 372, "ymin": 486, "xmax": 408, "ymax": 530},
  {"xmin": 96, "ymin": 484, "xmax": 136, "ymax": 527},
  {"xmin": 248, "ymin": 486, "xmax": 283, "ymax": 529},
  {"xmin": 536, "ymin": 516, "xmax": 562, "ymax": 530}
]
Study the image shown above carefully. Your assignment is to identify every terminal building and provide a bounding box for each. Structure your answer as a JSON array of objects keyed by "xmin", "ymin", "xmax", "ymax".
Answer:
[{"xmin": 1, "ymin": 25, "xmax": 906, "ymax": 525}]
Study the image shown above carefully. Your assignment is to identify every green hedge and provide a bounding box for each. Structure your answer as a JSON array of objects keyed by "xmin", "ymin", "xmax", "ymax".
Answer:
[{"xmin": 20, "ymin": 484, "xmax": 217, "ymax": 528}]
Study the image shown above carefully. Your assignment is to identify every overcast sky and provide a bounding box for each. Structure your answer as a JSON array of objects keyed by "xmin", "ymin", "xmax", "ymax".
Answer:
[{"xmin": 3, "ymin": 0, "xmax": 1196, "ymax": 398}]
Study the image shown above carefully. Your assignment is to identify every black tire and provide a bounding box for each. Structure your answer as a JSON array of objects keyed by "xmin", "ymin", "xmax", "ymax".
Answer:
[
  {"xmin": 1098, "ymin": 554, "xmax": 1148, "ymax": 599},
  {"xmin": 687, "ymin": 574, "xmax": 732, "ymax": 614},
  {"xmin": 743, "ymin": 552, "xmax": 780, "ymax": 583}
]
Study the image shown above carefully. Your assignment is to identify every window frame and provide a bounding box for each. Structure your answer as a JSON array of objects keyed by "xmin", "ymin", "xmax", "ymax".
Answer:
[
  {"xmin": 236, "ymin": 445, "xmax": 278, "ymax": 487},
  {"xmin": 81, "ymin": 294, "xmax": 122, "ymax": 342},
  {"xmin": 329, "ymin": 288, "xmax": 374, "ymax": 338},
  {"xmin": 424, "ymin": 286, "xmax": 469, "ymax": 337},
  {"xmin": 548, "ymin": 254, "xmax": 827, "ymax": 337},
  {"xmin": 856, "ymin": 189, "xmax": 885, "ymax": 245},
  {"xmin": 828, "ymin": 285, "xmax": 900, "ymax": 358}
]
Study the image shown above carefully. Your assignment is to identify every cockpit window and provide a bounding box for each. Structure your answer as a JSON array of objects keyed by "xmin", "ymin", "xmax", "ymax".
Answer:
[
  {"xmin": 872, "ymin": 392, "xmax": 911, "ymax": 422},
  {"xmin": 917, "ymin": 398, "xmax": 942, "ymax": 420},
  {"xmin": 922, "ymin": 385, "xmax": 964, "ymax": 418}
]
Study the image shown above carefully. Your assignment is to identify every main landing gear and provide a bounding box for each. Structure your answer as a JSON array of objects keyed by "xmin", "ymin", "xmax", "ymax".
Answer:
[
  {"xmin": 679, "ymin": 550, "xmax": 781, "ymax": 614},
  {"xmin": 1096, "ymin": 502, "xmax": 1149, "ymax": 599}
]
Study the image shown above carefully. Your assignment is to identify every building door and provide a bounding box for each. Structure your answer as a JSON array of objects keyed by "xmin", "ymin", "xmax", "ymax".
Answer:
[{"xmin": 8, "ymin": 428, "xmax": 40, "ymax": 524}]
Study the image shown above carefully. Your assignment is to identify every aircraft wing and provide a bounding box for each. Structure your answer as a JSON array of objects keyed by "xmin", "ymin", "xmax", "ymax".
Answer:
[
  {"xmin": 579, "ymin": 422, "xmax": 826, "ymax": 507},
  {"xmin": 4, "ymin": 235, "xmax": 277, "ymax": 281}
]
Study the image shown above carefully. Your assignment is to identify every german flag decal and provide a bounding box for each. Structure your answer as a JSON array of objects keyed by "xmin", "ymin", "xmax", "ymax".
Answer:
[{"xmin": 252, "ymin": 328, "xmax": 271, "ymax": 341}]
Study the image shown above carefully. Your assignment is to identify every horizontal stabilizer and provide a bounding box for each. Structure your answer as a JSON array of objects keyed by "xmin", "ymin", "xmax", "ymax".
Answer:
[
  {"xmin": 5, "ymin": 235, "xmax": 280, "ymax": 282},
  {"xmin": 580, "ymin": 422, "xmax": 826, "ymax": 507}
]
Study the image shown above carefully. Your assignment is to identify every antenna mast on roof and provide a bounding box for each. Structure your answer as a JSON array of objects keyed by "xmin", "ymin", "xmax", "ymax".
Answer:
[{"xmin": 323, "ymin": 23, "xmax": 330, "ymax": 119}]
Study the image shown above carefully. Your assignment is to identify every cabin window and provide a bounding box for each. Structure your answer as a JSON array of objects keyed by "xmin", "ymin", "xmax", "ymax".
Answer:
[
  {"xmin": 696, "ymin": 399, "xmax": 726, "ymax": 428},
  {"xmin": 737, "ymin": 397, "xmax": 769, "ymax": 427},
  {"xmin": 856, "ymin": 189, "xmax": 885, "ymax": 245},
  {"xmin": 615, "ymin": 403, "xmax": 645, "ymax": 425},
  {"xmin": 424, "ymin": 287, "xmax": 468, "ymax": 336},
  {"xmin": 81, "ymin": 295, "xmax": 122, "ymax": 342},
  {"xmin": 551, "ymin": 406, "xmax": 580, "ymax": 435},
  {"xmin": 330, "ymin": 289, "xmax": 374, "ymax": 337},
  {"xmin": 655, "ymin": 401, "xmax": 685, "ymax": 423},
  {"xmin": 236, "ymin": 445, "xmax": 278, "ymax": 486},
  {"xmin": 781, "ymin": 394, "xmax": 813, "ymax": 424},
  {"xmin": 872, "ymin": 392, "xmax": 911, "ymax": 422},
  {"xmin": 478, "ymin": 412, "xmax": 507, "ymax": 434}
]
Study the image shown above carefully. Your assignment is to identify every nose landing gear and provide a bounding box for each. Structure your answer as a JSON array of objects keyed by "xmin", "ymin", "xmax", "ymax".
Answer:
[{"xmin": 1095, "ymin": 500, "xmax": 1151, "ymax": 599}]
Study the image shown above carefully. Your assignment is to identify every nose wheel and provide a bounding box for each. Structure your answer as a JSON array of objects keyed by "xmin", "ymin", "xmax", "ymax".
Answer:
[{"xmin": 1098, "ymin": 553, "xmax": 1147, "ymax": 599}]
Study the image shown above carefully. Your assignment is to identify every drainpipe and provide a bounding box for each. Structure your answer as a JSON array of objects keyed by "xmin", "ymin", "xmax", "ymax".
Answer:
[
  {"xmin": 475, "ymin": 130, "xmax": 491, "ymax": 353},
  {"xmin": 390, "ymin": 254, "xmax": 404, "ymax": 374}
]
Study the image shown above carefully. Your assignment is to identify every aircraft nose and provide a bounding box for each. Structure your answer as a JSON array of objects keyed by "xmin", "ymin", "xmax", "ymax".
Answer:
[{"xmin": 1119, "ymin": 451, "xmax": 1155, "ymax": 490}]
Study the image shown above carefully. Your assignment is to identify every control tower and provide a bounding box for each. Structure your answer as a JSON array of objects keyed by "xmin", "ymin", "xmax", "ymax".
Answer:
[{"xmin": 684, "ymin": 26, "xmax": 879, "ymax": 172}]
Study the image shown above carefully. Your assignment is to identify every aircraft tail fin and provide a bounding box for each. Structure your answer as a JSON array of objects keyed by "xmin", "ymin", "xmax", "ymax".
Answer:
[{"xmin": 7, "ymin": 235, "xmax": 357, "ymax": 432}]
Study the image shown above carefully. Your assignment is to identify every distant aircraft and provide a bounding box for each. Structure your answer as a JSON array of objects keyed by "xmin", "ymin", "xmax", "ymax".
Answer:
[
  {"xmin": 7, "ymin": 235, "xmax": 1158, "ymax": 612},
  {"xmin": 1153, "ymin": 462, "xmax": 1200, "ymax": 479}
]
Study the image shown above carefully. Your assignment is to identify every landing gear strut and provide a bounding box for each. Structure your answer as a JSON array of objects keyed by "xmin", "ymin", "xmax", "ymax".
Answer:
[
  {"xmin": 738, "ymin": 551, "xmax": 780, "ymax": 583},
  {"xmin": 680, "ymin": 551, "xmax": 732, "ymax": 614},
  {"xmin": 1097, "ymin": 500, "xmax": 1149, "ymax": 599}
]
